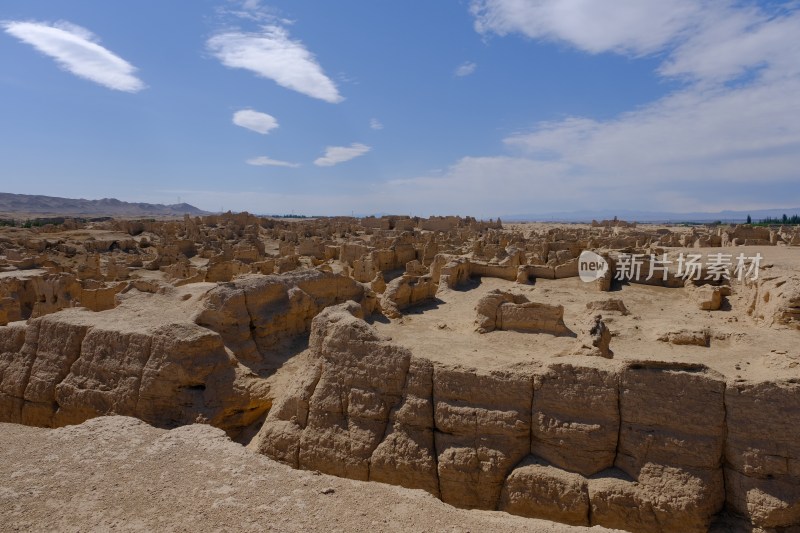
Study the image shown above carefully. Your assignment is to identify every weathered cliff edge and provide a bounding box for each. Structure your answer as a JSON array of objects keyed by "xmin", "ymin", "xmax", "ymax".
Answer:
[
  {"xmin": 252, "ymin": 303, "xmax": 800, "ymax": 533},
  {"xmin": 0, "ymin": 270, "xmax": 368, "ymax": 437}
]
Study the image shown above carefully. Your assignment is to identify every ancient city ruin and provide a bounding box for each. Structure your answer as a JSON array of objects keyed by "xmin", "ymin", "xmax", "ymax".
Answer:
[{"xmin": 1, "ymin": 212, "xmax": 798, "ymax": 532}]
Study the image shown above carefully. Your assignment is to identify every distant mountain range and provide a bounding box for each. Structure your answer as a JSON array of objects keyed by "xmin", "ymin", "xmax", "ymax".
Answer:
[
  {"xmin": 2, "ymin": 192, "xmax": 797, "ymax": 223},
  {"xmin": 503, "ymin": 208, "xmax": 800, "ymax": 223},
  {"xmin": 0, "ymin": 193, "xmax": 207, "ymax": 218}
]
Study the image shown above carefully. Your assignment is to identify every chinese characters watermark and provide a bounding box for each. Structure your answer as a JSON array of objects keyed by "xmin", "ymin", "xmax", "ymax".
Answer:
[
  {"xmin": 614, "ymin": 252, "xmax": 762, "ymax": 282},
  {"xmin": 578, "ymin": 250, "xmax": 763, "ymax": 283}
]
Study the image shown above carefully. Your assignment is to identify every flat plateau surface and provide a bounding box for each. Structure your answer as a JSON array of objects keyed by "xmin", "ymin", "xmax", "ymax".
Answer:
[{"xmin": 373, "ymin": 257, "xmax": 800, "ymax": 381}]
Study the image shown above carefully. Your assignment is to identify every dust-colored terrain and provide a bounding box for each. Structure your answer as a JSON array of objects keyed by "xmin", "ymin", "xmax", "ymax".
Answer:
[
  {"xmin": 0, "ymin": 213, "xmax": 799, "ymax": 532},
  {"xmin": 0, "ymin": 416, "xmax": 609, "ymax": 532}
]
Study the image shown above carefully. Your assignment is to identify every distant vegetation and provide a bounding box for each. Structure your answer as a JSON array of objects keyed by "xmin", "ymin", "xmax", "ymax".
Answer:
[
  {"xmin": 0, "ymin": 216, "xmax": 124, "ymax": 228},
  {"xmin": 749, "ymin": 214, "xmax": 800, "ymax": 226},
  {"xmin": 0, "ymin": 218, "xmax": 47, "ymax": 228},
  {"xmin": 0, "ymin": 218, "xmax": 48, "ymax": 228}
]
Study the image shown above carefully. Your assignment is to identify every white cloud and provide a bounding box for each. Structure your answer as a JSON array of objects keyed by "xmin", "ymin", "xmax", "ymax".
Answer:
[
  {"xmin": 470, "ymin": 0, "xmax": 800, "ymax": 86},
  {"xmin": 387, "ymin": 0, "xmax": 797, "ymax": 215},
  {"xmin": 505, "ymin": 77, "xmax": 800, "ymax": 184},
  {"xmin": 382, "ymin": 156, "xmax": 579, "ymax": 216},
  {"xmin": 470, "ymin": 0, "xmax": 704, "ymax": 56},
  {"xmin": 659, "ymin": 8, "xmax": 800, "ymax": 84},
  {"xmin": 232, "ymin": 109, "xmax": 278, "ymax": 134},
  {"xmin": 207, "ymin": 25, "xmax": 343, "ymax": 103},
  {"xmin": 314, "ymin": 143, "xmax": 370, "ymax": 167},
  {"xmin": 2, "ymin": 20, "xmax": 144, "ymax": 92},
  {"xmin": 369, "ymin": 118, "xmax": 383, "ymax": 130},
  {"xmin": 153, "ymin": 1, "xmax": 800, "ymax": 217},
  {"xmin": 246, "ymin": 156, "xmax": 300, "ymax": 167},
  {"xmin": 376, "ymin": 70, "xmax": 800, "ymax": 216},
  {"xmin": 467, "ymin": 0, "xmax": 800, "ymax": 184},
  {"xmin": 218, "ymin": 0, "xmax": 291, "ymax": 24},
  {"xmin": 241, "ymin": 0, "xmax": 262, "ymax": 11},
  {"xmin": 455, "ymin": 61, "xmax": 477, "ymax": 77}
]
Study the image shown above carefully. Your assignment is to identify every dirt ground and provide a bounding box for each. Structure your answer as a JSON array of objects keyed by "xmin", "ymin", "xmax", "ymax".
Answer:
[
  {"xmin": 372, "ymin": 246, "xmax": 800, "ymax": 381},
  {"xmin": 0, "ymin": 416, "xmax": 618, "ymax": 533}
]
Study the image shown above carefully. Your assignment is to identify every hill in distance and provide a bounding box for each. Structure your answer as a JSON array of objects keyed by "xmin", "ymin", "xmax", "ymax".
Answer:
[{"xmin": 0, "ymin": 192, "xmax": 208, "ymax": 218}]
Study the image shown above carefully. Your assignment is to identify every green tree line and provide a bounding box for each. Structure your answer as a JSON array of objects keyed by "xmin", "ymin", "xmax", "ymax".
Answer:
[{"xmin": 747, "ymin": 214, "xmax": 800, "ymax": 225}]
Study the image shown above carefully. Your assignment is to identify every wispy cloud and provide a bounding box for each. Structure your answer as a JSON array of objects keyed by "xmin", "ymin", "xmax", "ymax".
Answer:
[
  {"xmin": 503, "ymin": 76, "xmax": 800, "ymax": 186},
  {"xmin": 246, "ymin": 155, "xmax": 300, "ymax": 167},
  {"xmin": 469, "ymin": 0, "xmax": 800, "ymax": 85},
  {"xmin": 470, "ymin": 0, "xmax": 703, "ymax": 57},
  {"xmin": 218, "ymin": 0, "xmax": 290, "ymax": 24},
  {"xmin": 369, "ymin": 118, "xmax": 383, "ymax": 130},
  {"xmin": 232, "ymin": 109, "xmax": 278, "ymax": 134},
  {"xmin": 377, "ymin": 0, "xmax": 798, "ymax": 215},
  {"xmin": 241, "ymin": 0, "xmax": 263, "ymax": 11},
  {"xmin": 2, "ymin": 20, "xmax": 144, "ymax": 92},
  {"xmin": 207, "ymin": 25, "xmax": 342, "ymax": 103},
  {"xmin": 454, "ymin": 61, "xmax": 477, "ymax": 77},
  {"xmin": 314, "ymin": 143, "xmax": 370, "ymax": 167}
]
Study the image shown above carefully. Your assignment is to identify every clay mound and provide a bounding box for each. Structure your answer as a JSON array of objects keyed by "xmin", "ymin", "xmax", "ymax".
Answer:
[
  {"xmin": 475, "ymin": 289, "xmax": 569, "ymax": 335},
  {"xmin": 658, "ymin": 329, "xmax": 711, "ymax": 347},
  {"xmin": 0, "ymin": 416, "xmax": 605, "ymax": 533},
  {"xmin": 586, "ymin": 298, "xmax": 629, "ymax": 315}
]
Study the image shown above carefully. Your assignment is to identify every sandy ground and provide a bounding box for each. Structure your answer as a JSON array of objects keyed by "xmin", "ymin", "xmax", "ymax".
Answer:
[
  {"xmin": 372, "ymin": 265, "xmax": 799, "ymax": 380},
  {"xmin": 0, "ymin": 417, "xmax": 618, "ymax": 533}
]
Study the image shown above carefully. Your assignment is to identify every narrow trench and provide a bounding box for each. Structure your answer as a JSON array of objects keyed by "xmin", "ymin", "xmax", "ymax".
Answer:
[
  {"xmin": 718, "ymin": 382, "xmax": 730, "ymax": 521},
  {"xmin": 430, "ymin": 364, "xmax": 443, "ymax": 501},
  {"xmin": 613, "ymin": 370, "xmax": 624, "ymax": 470}
]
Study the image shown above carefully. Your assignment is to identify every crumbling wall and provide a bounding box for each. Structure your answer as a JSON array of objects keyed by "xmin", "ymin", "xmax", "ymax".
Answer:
[
  {"xmin": 0, "ymin": 309, "xmax": 261, "ymax": 435},
  {"xmin": 380, "ymin": 273, "xmax": 437, "ymax": 318},
  {"xmin": 195, "ymin": 270, "xmax": 367, "ymax": 362},
  {"xmin": 253, "ymin": 307, "xmax": 800, "ymax": 532},
  {"xmin": 0, "ymin": 270, "xmax": 369, "ymax": 439},
  {"xmin": 475, "ymin": 290, "xmax": 568, "ymax": 335}
]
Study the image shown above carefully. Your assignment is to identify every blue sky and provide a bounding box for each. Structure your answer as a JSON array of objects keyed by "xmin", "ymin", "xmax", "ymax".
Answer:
[{"xmin": 1, "ymin": 0, "xmax": 799, "ymax": 217}]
